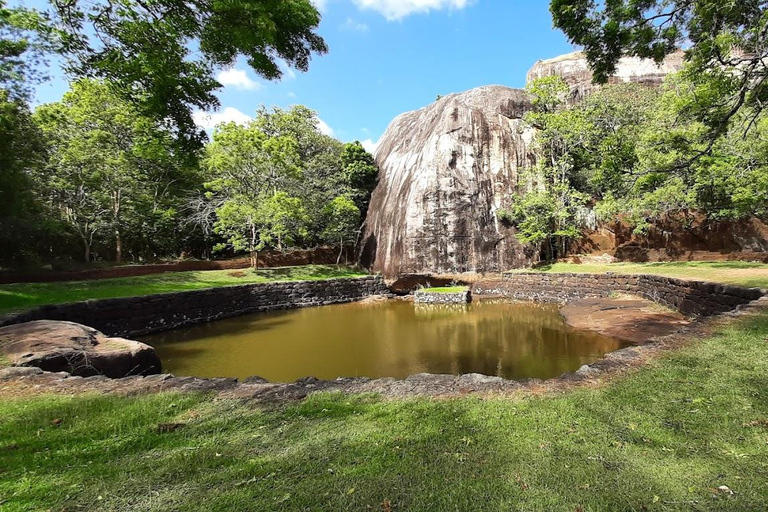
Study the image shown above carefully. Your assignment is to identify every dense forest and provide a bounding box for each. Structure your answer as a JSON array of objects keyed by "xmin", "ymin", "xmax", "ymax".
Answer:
[
  {"xmin": 2, "ymin": 0, "xmax": 768, "ymax": 266},
  {"xmin": 1, "ymin": 83, "xmax": 377, "ymax": 266},
  {"xmin": 2, "ymin": 0, "xmax": 372, "ymax": 267}
]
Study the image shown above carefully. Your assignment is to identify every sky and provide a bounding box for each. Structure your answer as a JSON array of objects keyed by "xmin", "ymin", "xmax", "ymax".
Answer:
[{"xmin": 28, "ymin": 0, "xmax": 576, "ymax": 154}]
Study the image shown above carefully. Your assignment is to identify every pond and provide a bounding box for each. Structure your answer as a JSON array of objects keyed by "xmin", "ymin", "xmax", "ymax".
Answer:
[{"xmin": 141, "ymin": 299, "xmax": 629, "ymax": 382}]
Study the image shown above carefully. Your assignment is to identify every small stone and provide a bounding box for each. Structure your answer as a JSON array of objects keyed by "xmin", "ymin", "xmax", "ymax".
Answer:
[
  {"xmin": 243, "ymin": 376, "xmax": 269, "ymax": 384},
  {"xmin": 0, "ymin": 366, "xmax": 44, "ymax": 379}
]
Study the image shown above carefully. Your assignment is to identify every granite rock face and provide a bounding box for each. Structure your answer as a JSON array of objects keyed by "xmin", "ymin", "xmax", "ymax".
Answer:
[
  {"xmin": 0, "ymin": 320, "xmax": 161, "ymax": 378},
  {"xmin": 360, "ymin": 86, "xmax": 537, "ymax": 276},
  {"xmin": 527, "ymin": 50, "xmax": 685, "ymax": 103},
  {"xmin": 361, "ymin": 52, "xmax": 685, "ymax": 276}
]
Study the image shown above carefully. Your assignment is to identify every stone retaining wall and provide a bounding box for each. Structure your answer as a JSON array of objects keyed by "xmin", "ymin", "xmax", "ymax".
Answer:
[
  {"xmin": 0, "ymin": 276, "xmax": 386, "ymax": 337},
  {"xmin": 473, "ymin": 272, "xmax": 765, "ymax": 316},
  {"xmin": 413, "ymin": 289, "xmax": 471, "ymax": 304}
]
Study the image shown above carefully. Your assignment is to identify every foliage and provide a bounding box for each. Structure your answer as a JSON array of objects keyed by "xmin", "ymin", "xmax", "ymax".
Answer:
[
  {"xmin": 500, "ymin": 76, "xmax": 591, "ymax": 259},
  {"xmin": 499, "ymin": 186, "xmax": 587, "ymax": 260},
  {"xmin": 3, "ymin": 0, "xmax": 326, "ymax": 146},
  {"xmin": 0, "ymin": 89, "xmax": 57, "ymax": 265},
  {"xmin": 203, "ymin": 106, "xmax": 377, "ymax": 266},
  {"xmin": 34, "ymin": 79, "xmax": 201, "ymax": 262},
  {"xmin": 0, "ymin": 85, "xmax": 373, "ymax": 268},
  {"xmin": 204, "ymin": 115, "xmax": 304, "ymax": 267},
  {"xmin": 322, "ymin": 195, "xmax": 361, "ymax": 263},
  {"xmin": 514, "ymin": 72, "xmax": 768, "ymax": 245},
  {"xmin": 341, "ymin": 140, "xmax": 379, "ymax": 213},
  {"xmin": 550, "ymin": 0, "xmax": 768, "ymax": 143},
  {"xmin": 0, "ymin": 0, "xmax": 57, "ymax": 100}
]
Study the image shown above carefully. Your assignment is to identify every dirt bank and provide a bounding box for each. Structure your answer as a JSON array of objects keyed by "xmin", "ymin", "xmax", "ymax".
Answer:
[{"xmin": 560, "ymin": 296, "xmax": 689, "ymax": 343}]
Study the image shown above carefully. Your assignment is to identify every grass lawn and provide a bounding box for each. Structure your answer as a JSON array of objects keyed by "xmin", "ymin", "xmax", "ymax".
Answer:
[
  {"xmin": 520, "ymin": 261, "xmax": 768, "ymax": 289},
  {"xmin": 419, "ymin": 286, "xmax": 468, "ymax": 293},
  {"xmin": 0, "ymin": 265, "xmax": 368, "ymax": 313},
  {"xmin": 2, "ymin": 310, "xmax": 768, "ymax": 511}
]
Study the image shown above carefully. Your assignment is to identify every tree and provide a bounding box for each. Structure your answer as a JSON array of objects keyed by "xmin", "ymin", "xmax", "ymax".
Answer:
[
  {"xmin": 0, "ymin": 90, "xmax": 53, "ymax": 265},
  {"xmin": 0, "ymin": 0, "xmax": 56, "ymax": 100},
  {"xmin": 4, "ymin": 0, "xmax": 326, "ymax": 145},
  {"xmin": 250, "ymin": 105, "xmax": 372, "ymax": 247},
  {"xmin": 256, "ymin": 192, "xmax": 309, "ymax": 251},
  {"xmin": 340, "ymin": 141, "xmax": 378, "ymax": 214},
  {"xmin": 604, "ymin": 73, "xmax": 768, "ymax": 230},
  {"xmin": 35, "ymin": 79, "xmax": 194, "ymax": 262},
  {"xmin": 550, "ymin": 0, "xmax": 768, "ymax": 144},
  {"xmin": 204, "ymin": 118, "xmax": 303, "ymax": 268},
  {"xmin": 322, "ymin": 195, "xmax": 360, "ymax": 264},
  {"xmin": 499, "ymin": 77, "xmax": 590, "ymax": 260}
]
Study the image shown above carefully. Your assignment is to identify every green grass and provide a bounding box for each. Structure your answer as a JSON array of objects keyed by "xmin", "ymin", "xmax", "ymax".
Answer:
[
  {"xmin": 420, "ymin": 286, "xmax": 468, "ymax": 293},
  {"xmin": 3, "ymin": 311, "xmax": 768, "ymax": 511},
  {"xmin": 0, "ymin": 265, "xmax": 368, "ymax": 313},
  {"xmin": 516, "ymin": 261, "xmax": 768, "ymax": 288}
]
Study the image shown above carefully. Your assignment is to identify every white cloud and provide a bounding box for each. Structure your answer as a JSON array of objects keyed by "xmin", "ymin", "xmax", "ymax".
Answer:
[
  {"xmin": 287, "ymin": 91, "xmax": 297, "ymax": 98},
  {"xmin": 316, "ymin": 117, "xmax": 335, "ymax": 136},
  {"xmin": 353, "ymin": 0, "xmax": 473, "ymax": 20},
  {"xmin": 216, "ymin": 68, "xmax": 261, "ymax": 91},
  {"xmin": 341, "ymin": 17, "xmax": 369, "ymax": 32},
  {"xmin": 361, "ymin": 138, "xmax": 380, "ymax": 155},
  {"xmin": 312, "ymin": 0, "xmax": 328, "ymax": 11},
  {"xmin": 277, "ymin": 59, "xmax": 297, "ymax": 80},
  {"xmin": 193, "ymin": 107, "xmax": 252, "ymax": 130}
]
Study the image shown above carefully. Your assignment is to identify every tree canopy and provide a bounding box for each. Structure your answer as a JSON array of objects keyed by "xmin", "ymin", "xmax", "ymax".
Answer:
[
  {"xmin": 550, "ymin": 0, "xmax": 768, "ymax": 143},
  {"xmin": 1, "ymin": 0, "xmax": 326, "ymax": 145},
  {"xmin": 200, "ymin": 106, "xmax": 376, "ymax": 268}
]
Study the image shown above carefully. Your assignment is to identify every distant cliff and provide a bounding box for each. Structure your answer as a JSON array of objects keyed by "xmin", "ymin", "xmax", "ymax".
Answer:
[
  {"xmin": 527, "ymin": 50, "xmax": 685, "ymax": 102},
  {"xmin": 360, "ymin": 52, "xmax": 685, "ymax": 276}
]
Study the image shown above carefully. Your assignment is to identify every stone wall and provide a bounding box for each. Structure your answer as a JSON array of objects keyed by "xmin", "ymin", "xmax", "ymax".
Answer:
[
  {"xmin": 0, "ymin": 276, "xmax": 386, "ymax": 338},
  {"xmin": 413, "ymin": 289, "xmax": 471, "ymax": 304},
  {"xmin": 472, "ymin": 272, "xmax": 765, "ymax": 316}
]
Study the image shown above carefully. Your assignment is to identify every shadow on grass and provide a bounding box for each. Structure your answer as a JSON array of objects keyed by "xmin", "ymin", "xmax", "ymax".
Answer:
[{"xmin": 4, "ymin": 380, "xmax": 768, "ymax": 510}]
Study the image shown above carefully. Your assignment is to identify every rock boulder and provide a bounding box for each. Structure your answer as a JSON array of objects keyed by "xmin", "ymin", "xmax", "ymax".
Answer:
[
  {"xmin": 0, "ymin": 320, "xmax": 161, "ymax": 378},
  {"xmin": 360, "ymin": 86, "xmax": 537, "ymax": 276}
]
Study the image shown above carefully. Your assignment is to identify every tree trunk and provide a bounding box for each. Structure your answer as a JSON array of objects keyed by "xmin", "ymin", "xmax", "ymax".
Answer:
[
  {"xmin": 84, "ymin": 241, "xmax": 91, "ymax": 263},
  {"xmin": 115, "ymin": 229, "xmax": 122, "ymax": 264},
  {"xmin": 250, "ymin": 224, "xmax": 258, "ymax": 269},
  {"xmin": 337, "ymin": 237, "xmax": 343, "ymax": 265}
]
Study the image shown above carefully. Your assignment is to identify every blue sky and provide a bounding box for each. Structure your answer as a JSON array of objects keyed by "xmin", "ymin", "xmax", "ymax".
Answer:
[{"xmin": 28, "ymin": 0, "xmax": 576, "ymax": 152}]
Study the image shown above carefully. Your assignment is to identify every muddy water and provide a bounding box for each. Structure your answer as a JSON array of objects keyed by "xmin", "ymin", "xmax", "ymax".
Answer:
[{"xmin": 141, "ymin": 299, "xmax": 629, "ymax": 382}]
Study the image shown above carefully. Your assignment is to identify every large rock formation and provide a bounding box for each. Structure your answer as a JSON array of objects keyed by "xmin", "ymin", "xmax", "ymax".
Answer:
[
  {"xmin": 360, "ymin": 86, "xmax": 536, "ymax": 276},
  {"xmin": 527, "ymin": 50, "xmax": 686, "ymax": 102},
  {"xmin": 361, "ymin": 52, "xmax": 685, "ymax": 276}
]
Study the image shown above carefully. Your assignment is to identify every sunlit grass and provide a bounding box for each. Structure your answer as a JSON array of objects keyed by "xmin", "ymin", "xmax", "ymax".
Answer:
[
  {"xmin": 2, "ymin": 310, "xmax": 768, "ymax": 510},
  {"xmin": 0, "ymin": 265, "xmax": 368, "ymax": 313},
  {"xmin": 419, "ymin": 286, "xmax": 468, "ymax": 293},
  {"xmin": 511, "ymin": 261, "xmax": 768, "ymax": 288}
]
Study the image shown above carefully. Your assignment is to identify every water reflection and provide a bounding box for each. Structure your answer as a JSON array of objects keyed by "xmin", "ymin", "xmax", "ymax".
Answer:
[{"xmin": 141, "ymin": 299, "xmax": 628, "ymax": 382}]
